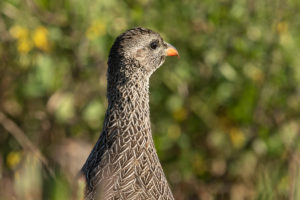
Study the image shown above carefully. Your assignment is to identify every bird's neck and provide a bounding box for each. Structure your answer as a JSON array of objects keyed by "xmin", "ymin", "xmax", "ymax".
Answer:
[{"xmin": 105, "ymin": 74, "xmax": 152, "ymax": 137}]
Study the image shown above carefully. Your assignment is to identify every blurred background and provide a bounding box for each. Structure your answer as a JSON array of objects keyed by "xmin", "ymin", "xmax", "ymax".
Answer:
[{"xmin": 1, "ymin": 0, "xmax": 300, "ymax": 199}]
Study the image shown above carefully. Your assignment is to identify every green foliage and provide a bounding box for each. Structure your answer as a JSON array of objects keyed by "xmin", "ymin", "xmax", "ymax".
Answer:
[{"xmin": 1, "ymin": 0, "xmax": 300, "ymax": 199}]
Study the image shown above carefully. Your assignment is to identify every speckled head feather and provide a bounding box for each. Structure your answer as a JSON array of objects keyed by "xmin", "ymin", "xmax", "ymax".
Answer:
[
  {"xmin": 81, "ymin": 27, "xmax": 177, "ymax": 200},
  {"xmin": 108, "ymin": 27, "xmax": 167, "ymax": 78}
]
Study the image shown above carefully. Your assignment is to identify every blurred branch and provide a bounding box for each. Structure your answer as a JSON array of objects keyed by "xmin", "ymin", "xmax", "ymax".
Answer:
[
  {"xmin": 1, "ymin": 2, "xmax": 20, "ymax": 20},
  {"xmin": 1, "ymin": 1, "xmax": 66, "ymax": 26},
  {"xmin": 0, "ymin": 13, "xmax": 13, "ymax": 42},
  {"xmin": 0, "ymin": 111, "xmax": 55, "ymax": 178},
  {"xmin": 289, "ymin": 152, "xmax": 300, "ymax": 200},
  {"xmin": 25, "ymin": 0, "xmax": 67, "ymax": 26}
]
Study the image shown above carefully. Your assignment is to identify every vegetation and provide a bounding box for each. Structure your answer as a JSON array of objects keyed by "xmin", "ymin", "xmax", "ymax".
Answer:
[{"xmin": 1, "ymin": 0, "xmax": 300, "ymax": 199}]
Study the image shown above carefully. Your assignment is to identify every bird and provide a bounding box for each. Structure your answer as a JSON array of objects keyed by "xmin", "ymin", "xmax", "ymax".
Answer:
[{"xmin": 81, "ymin": 27, "xmax": 179, "ymax": 200}]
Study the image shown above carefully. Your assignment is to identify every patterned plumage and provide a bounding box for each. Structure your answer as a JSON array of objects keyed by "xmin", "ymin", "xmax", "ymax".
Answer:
[{"xmin": 81, "ymin": 27, "xmax": 178, "ymax": 200}]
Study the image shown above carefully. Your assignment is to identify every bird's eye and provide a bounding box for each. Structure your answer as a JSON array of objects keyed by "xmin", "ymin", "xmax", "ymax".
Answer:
[{"xmin": 150, "ymin": 40, "xmax": 159, "ymax": 50}]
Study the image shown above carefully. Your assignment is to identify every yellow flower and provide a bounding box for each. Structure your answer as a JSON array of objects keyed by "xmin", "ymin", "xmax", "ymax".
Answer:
[
  {"xmin": 10, "ymin": 25, "xmax": 33, "ymax": 54},
  {"xmin": 33, "ymin": 26, "xmax": 50, "ymax": 51},
  {"xmin": 173, "ymin": 108, "xmax": 188, "ymax": 122},
  {"xmin": 9, "ymin": 25, "xmax": 29, "ymax": 39},
  {"xmin": 86, "ymin": 20, "xmax": 106, "ymax": 40},
  {"xmin": 229, "ymin": 127, "xmax": 245, "ymax": 149},
  {"xmin": 17, "ymin": 38, "xmax": 32, "ymax": 54},
  {"xmin": 167, "ymin": 124, "xmax": 181, "ymax": 140},
  {"xmin": 7, "ymin": 151, "xmax": 21, "ymax": 169},
  {"xmin": 277, "ymin": 22, "xmax": 288, "ymax": 34}
]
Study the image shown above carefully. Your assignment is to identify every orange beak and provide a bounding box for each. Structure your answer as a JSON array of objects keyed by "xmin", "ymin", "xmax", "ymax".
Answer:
[{"xmin": 165, "ymin": 43, "xmax": 179, "ymax": 57}]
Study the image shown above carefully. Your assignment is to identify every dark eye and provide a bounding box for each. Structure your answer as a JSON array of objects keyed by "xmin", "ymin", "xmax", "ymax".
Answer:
[{"xmin": 150, "ymin": 40, "xmax": 159, "ymax": 50}]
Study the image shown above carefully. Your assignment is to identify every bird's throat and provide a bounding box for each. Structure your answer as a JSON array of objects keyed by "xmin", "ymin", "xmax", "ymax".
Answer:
[{"xmin": 105, "ymin": 76, "xmax": 152, "ymax": 141}]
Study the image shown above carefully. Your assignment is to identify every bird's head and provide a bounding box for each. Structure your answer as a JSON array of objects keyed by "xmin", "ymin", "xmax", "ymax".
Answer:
[{"xmin": 108, "ymin": 27, "xmax": 178, "ymax": 78}]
